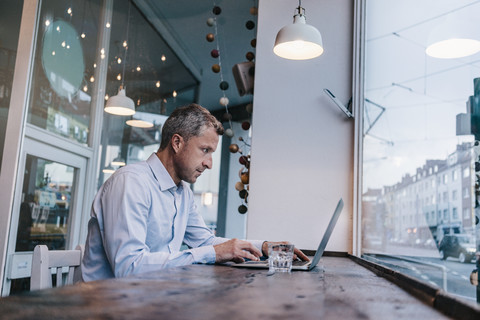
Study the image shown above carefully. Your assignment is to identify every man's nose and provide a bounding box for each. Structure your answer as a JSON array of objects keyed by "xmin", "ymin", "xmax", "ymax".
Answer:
[{"xmin": 204, "ymin": 155, "xmax": 213, "ymax": 169}]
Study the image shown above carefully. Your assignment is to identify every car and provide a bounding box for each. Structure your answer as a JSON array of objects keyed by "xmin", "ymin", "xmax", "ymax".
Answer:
[{"xmin": 438, "ymin": 234, "xmax": 476, "ymax": 263}]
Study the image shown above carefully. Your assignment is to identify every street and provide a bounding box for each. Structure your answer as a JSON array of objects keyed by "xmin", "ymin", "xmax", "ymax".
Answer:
[{"xmin": 366, "ymin": 253, "xmax": 478, "ymax": 305}]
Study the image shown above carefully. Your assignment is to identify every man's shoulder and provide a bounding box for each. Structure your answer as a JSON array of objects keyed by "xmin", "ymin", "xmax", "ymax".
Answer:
[
  {"xmin": 118, "ymin": 160, "xmax": 150, "ymax": 174},
  {"xmin": 108, "ymin": 161, "xmax": 153, "ymax": 184}
]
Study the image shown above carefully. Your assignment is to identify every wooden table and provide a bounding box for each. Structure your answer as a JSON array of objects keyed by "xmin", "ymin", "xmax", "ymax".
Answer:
[{"xmin": 0, "ymin": 256, "xmax": 450, "ymax": 320}]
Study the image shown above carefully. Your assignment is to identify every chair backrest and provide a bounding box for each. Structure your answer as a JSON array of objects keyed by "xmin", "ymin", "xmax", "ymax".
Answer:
[{"xmin": 30, "ymin": 244, "xmax": 84, "ymax": 291}]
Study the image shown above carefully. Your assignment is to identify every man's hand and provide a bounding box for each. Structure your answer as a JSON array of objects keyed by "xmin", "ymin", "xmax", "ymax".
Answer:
[
  {"xmin": 214, "ymin": 238, "xmax": 262, "ymax": 263},
  {"xmin": 262, "ymin": 241, "xmax": 310, "ymax": 261}
]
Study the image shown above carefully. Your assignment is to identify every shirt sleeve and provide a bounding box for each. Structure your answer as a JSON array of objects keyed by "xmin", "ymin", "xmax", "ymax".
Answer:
[
  {"xmin": 99, "ymin": 172, "xmax": 208, "ymax": 277},
  {"xmin": 182, "ymin": 200, "xmax": 265, "ymax": 261},
  {"xmin": 181, "ymin": 197, "xmax": 228, "ymax": 263}
]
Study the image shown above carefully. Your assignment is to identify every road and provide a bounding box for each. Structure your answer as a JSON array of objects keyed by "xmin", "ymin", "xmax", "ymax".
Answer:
[{"xmin": 363, "ymin": 245, "xmax": 479, "ymax": 306}]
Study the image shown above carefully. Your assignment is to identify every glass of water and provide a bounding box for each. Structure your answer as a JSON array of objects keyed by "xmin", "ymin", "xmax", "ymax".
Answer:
[{"xmin": 268, "ymin": 243, "xmax": 294, "ymax": 273}]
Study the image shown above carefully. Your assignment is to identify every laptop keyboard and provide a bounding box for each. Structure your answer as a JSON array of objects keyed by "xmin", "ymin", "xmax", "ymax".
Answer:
[{"xmin": 292, "ymin": 260, "xmax": 310, "ymax": 266}]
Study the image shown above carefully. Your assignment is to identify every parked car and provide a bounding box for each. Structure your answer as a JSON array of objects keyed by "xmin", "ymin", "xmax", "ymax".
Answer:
[{"xmin": 438, "ymin": 234, "xmax": 476, "ymax": 263}]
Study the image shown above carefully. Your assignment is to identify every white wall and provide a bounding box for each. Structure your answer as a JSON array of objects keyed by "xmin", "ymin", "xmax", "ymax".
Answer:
[{"xmin": 247, "ymin": 0, "xmax": 354, "ymax": 252}]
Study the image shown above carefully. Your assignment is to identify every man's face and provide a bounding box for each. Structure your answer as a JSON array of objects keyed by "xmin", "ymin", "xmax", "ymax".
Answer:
[{"xmin": 173, "ymin": 126, "xmax": 219, "ymax": 184}]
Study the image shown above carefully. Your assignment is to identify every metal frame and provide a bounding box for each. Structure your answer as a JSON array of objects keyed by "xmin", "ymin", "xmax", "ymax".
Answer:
[
  {"xmin": 0, "ymin": 0, "xmax": 40, "ymax": 295},
  {"xmin": 352, "ymin": 0, "xmax": 366, "ymax": 256}
]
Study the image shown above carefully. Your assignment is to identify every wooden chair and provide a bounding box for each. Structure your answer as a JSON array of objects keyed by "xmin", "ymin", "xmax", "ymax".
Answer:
[{"xmin": 30, "ymin": 244, "xmax": 84, "ymax": 291}]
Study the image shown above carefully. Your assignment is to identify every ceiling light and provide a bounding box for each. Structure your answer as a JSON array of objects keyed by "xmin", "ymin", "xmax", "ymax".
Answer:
[
  {"xmin": 104, "ymin": 86, "xmax": 135, "ymax": 115},
  {"xmin": 426, "ymin": 14, "xmax": 480, "ymax": 59},
  {"xmin": 111, "ymin": 154, "xmax": 126, "ymax": 166},
  {"xmin": 126, "ymin": 119, "xmax": 154, "ymax": 128},
  {"xmin": 104, "ymin": 1, "xmax": 135, "ymax": 116},
  {"xmin": 273, "ymin": 0, "xmax": 323, "ymax": 60},
  {"xmin": 102, "ymin": 165, "xmax": 115, "ymax": 174}
]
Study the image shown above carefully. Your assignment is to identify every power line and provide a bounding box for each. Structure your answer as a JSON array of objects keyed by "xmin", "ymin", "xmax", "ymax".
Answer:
[{"xmin": 367, "ymin": 1, "xmax": 480, "ymax": 42}]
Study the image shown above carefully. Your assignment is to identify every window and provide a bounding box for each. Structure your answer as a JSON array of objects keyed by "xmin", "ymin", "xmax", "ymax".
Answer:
[
  {"xmin": 16, "ymin": 155, "xmax": 76, "ymax": 252},
  {"xmin": 463, "ymin": 187, "xmax": 470, "ymax": 198},
  {"xmin": 452, "ymin": 208, "xmax": 458, "ymax": 220},
  {"xmin": 27, "ymin": 0, "xmax": 102, "ymax": 146},
  {"xmin": 361, "ymin": 0, "xmax": 478, "ymax": 308},
  {"xmin": 443, "ymin": 209, "xmax": 449, "ymax": 221},
  {"xmin": 452, "ymin": 190, "xmax": 457, "ymax": 201},
  {"xmin": 463, "ymin": 167, "xmax": 470, "ymax": 178},
  {"xmin": 99, "ymin": 0, "xmax": 199, "ymax": 184}
]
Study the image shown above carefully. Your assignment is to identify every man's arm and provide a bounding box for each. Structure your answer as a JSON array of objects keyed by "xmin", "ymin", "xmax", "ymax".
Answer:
[
  {"xmin": 99, "ymin": 172, "xmax": 211, "ymax": 277},
  {"xmin": 182, "ymin": 202, "xmax": 262, "ymax": 263}
]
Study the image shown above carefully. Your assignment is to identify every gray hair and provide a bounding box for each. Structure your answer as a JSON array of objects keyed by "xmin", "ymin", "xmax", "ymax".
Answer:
[{"xmin": 159, "ymin": 103, "xmax": 224, "ymax": 150}]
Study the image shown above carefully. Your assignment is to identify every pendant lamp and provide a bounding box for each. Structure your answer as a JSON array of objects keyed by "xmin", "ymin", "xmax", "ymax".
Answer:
[
  {"xmin": 273, "ymin": 0, "xmax": 324, "ymax": 60},
  {"xmin": 104, "ymin": 85, "xmax": 135, "ymax": 115},
  {"xmin": 104, "ymin": 1, "xmax": 135, "ymax": 115},
  {"xmin": 102, "ymin": 164, "xmax": 115, "ymax": 174},
  {"xmin": 111, "ymin": 154, "xmax": 126, "ymax": 166},
  {"xmin": 426, "ymin": 13, "xmax": 480, "ymax": 59},
  {"xmin": 126, "ymin": 119, "xmax": 154, "ymax": 128}
]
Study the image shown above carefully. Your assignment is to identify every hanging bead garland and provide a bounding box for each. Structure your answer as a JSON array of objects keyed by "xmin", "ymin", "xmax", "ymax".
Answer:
[{"xmin": 206, "ymin": 1, "xmax": 257, "ymax": 214}]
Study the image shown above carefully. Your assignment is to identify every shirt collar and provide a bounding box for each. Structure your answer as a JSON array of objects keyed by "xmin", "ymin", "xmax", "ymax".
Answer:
[{"xmin": 146, "ymin": 153, "xmax": 178, "ymax": 191}]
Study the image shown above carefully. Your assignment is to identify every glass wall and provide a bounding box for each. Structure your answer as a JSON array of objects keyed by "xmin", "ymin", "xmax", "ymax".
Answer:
[
  {"xmin": 0, "ymin": 0, "xmax": 23, "ymax": 172},
  {"xmin": 27, "ymin": 0, "xmax": 102, "ymax": 145},
  {"xmin": 362, "ymin": 0, "xmax": 480, "ymax": 305},
  {"xmin": 98, "ymin": 0, "xmax": 199, "ymax": 187}
]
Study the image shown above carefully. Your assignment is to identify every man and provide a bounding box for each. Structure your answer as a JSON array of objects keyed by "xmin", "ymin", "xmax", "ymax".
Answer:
[{"xmin": 82, "ymin": 104, "xmax": 307, "ymax": 281}]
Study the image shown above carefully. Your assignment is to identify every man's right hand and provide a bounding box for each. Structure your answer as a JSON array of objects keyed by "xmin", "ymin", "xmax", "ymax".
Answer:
[{"xmin": 214, "ymin": 238, "xmax": 262, "ymax": 263}]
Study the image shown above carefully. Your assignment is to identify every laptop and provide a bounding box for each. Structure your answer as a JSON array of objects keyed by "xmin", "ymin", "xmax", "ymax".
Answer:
[{"xmin": 232, "ymin": 198, "xmax": 344, "ymax": 271}]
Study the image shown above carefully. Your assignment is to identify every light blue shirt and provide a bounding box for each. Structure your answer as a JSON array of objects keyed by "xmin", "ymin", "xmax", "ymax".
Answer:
[{"xmin": 82, "ymin": 153, "xmax": 263, "ymax": 281}]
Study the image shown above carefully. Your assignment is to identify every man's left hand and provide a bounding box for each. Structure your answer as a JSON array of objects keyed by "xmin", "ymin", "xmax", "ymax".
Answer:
[{"xmin": 261, "ymin": 241, "xmax": 310, "ymax": 261}]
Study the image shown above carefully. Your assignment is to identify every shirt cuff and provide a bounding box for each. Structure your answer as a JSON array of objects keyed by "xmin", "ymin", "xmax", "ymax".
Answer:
[
  {"xmin": 190, "ymin": 245, "xmax": 217, "ymax": 264},
  {"xmin": 248, "ymin": 240, "xmax": 266, "ymax": 255}
]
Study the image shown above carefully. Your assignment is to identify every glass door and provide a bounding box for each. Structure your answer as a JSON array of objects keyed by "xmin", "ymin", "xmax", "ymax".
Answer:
[{"xmin": 3, "ymin": 134, "xmax": 86, "ymax": 295}]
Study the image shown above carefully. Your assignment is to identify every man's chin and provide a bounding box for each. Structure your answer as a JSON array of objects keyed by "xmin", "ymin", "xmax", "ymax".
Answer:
[{"xmin": 184, "ymin": 176, "xmax": 198, "ymax": 184}]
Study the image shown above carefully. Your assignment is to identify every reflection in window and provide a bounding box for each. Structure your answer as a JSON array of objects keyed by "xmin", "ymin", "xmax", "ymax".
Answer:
[
  {"xmin": 98, "ymin": 1, "xmax": 199, "ymax": 187},
  {"xmin": 16, "ymin": 155, "xmax": 75, "ymax": 252},
  {"xmin": 0, "ymin": 0, "xmax": 23, "ymax": 172},
  {"xmin": 27, "ymin": 0, "xmax": 102, "ymax": 145},
  {"xmin": 362, "ymin": 0, "xmax": 479, "ymax": 307}
]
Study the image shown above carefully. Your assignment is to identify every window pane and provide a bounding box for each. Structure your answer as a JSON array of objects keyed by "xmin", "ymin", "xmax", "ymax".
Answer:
[
  {"xmin": 27, "ymin": 0, "xmax": 102, "ymax": 145},
  {"xmin": 98, "ymin": 0, "xmax": 198, "ymax": 186},
  {"xmin": 362, "ymin": 0, "xmax": 479, "ymax": 306},
  {"xmin": 0, "ymin": 0, "xmax": 23, "ymax": 172},
  {"xmin": 16, "ymin": 154, "xmax": 76, "ymax": 251}
]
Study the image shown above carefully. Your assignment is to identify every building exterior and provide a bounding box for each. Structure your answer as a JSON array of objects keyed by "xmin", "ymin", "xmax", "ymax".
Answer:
[{"xmin": 363, "ymin": 143, "xmax": 476, "ymax": 249}]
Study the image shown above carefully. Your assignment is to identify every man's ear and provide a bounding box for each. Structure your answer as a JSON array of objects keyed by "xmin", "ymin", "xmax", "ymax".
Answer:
[{"xmin": 171, "ymin": 134, "xmax": 184, "ymax": 153}]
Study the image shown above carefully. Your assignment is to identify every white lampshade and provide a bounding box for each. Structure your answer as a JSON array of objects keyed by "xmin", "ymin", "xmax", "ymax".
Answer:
[
  {"xmin": 104, "ymin": 86, "xmax": 135, "ymax": 116},
  {"xmin": 102, "ymin": 165, "xmax": 115, "ymax": 174},
  {"xmin": 126, "ymin": 119, "xmax": 154, "ymax": 128},
  {"xmin": 426, "ymin": 15, "xmax": 480, "ymax": 59},
  {"xmin": 111, "ymin": 154, "xmax": 126, "ymax": 167},
  {"xmin": 274, "ymin": 8, "xmax": 324, "ymax": 60}
]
